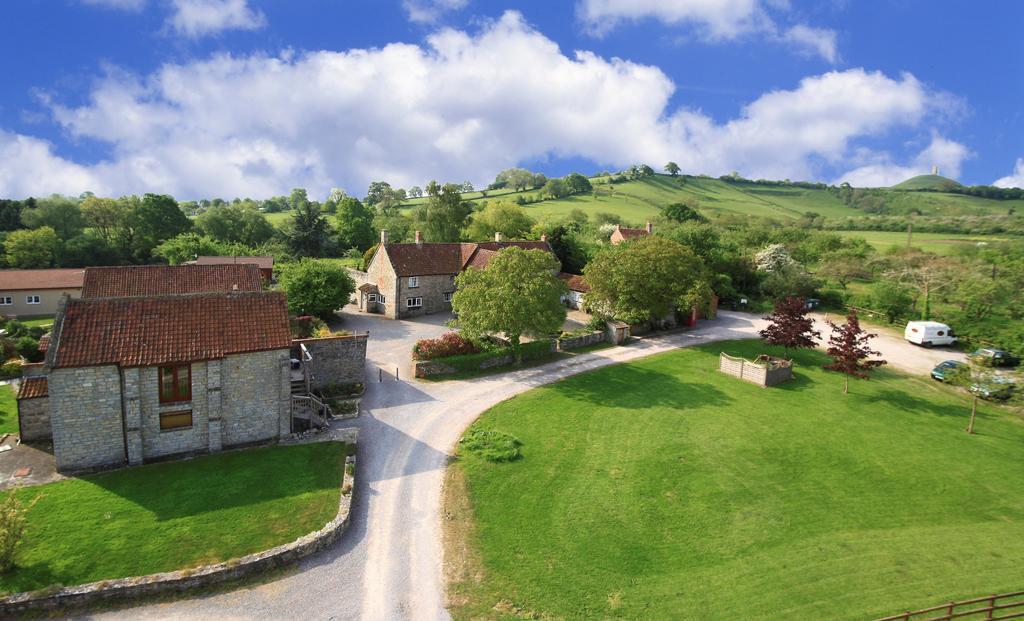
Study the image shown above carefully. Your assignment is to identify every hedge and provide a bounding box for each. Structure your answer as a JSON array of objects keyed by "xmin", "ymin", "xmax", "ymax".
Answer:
[{"xmin": 434, "ymin": 339, "xmax": 555, "ymax": 373}]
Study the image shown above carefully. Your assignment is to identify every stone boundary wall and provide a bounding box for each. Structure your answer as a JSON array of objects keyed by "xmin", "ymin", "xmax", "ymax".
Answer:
[
  {"xmin": 719, "ymin": 353, "xmax": 793, "ymax": 387},
  {"xmin": 0, "ymin": 431, "xmax": 358, "ymax": 616},
  {"xmin": 557, "ymin": 331, "xmax": 606, "ymax": 351},
  {"xmin": 295, "ymin": 333, "xmax": 368, "ymax": 390}
]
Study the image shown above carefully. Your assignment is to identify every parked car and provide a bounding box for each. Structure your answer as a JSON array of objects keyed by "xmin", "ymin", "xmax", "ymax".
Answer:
[
  {"xmin": 905, "ymin": 321, "xmax": 957, "ymax": 347},
  {"xmin": 967, "ymin": 348, "xmax": 1021, "ymax": 367},
  {"xmin": 931, "ymin": 360, "xmax": 966, "ymax": 382},
  {"xmin": 969, "ymin": 375, "xmax": 1016, "ymax": 400}
]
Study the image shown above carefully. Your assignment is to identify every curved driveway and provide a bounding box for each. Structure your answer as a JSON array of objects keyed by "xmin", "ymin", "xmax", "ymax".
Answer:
[{"xmin": 92, "ymin": 310, "xmax": 949, "ymax": 621}]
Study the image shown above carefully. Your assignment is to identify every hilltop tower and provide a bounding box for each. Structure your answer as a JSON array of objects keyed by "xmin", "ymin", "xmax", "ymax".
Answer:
[{"xmin": 931, "ymin": 165, "xmax": 939, "ymax": 175}]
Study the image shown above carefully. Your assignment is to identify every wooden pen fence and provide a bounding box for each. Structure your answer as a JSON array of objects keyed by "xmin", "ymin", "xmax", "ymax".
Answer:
[{"xmin": 875, "ymin": 590, "xmax": 1024, "ymax": 621}]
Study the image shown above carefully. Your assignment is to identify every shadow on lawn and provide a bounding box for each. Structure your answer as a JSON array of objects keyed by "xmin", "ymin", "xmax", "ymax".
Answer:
[
  {"xmin": 552, "ymin": 363, "xmax": 734, "ymax": 410},
  {"xmin": 865, "ymin": 388, "xmax": 976, "ymax": 421},
  {"xmin": 84, "ymin": 444, "xmax": 342, "ymax": 521}
]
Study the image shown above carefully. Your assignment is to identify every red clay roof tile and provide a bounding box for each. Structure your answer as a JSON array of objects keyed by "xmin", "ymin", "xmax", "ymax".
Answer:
[
  {"xmin": 17, "ymin": 377, "xmax": 48, "ymax": 400},
  {"xmin": 195, "ymin": 255, "xmax": 274, "ymax": 270},
  {"xmin": 0, "ymin": 269, "xmax": 84, "ymax": 291},
  {"xmin": 82, "ymin": 264, "xmax": 263, "ymax": 298},
  {"xmin": 50, "ymin": 291, "xmax": 291, "ymax": 369}
]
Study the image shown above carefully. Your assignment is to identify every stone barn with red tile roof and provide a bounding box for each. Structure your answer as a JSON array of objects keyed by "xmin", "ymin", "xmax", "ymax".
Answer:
[
  {"xmin": 42, "ymin": 291, "xmax": 295, "ymax": 472},
  {"xmin": 609, "ymin": 221, "xmax": 652, "ymax": 245}
]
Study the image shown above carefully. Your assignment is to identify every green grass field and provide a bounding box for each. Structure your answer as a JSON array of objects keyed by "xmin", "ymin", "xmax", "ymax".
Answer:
[
  {"xmin": 833, "ymin": 230, "xmax": 1011, "ymax": 255},
  {"xmin": 0, "ymin": 384, "xmax": 17, "ymax": 435},
  {"xmin": 448, "ymin": 341, "xmax": 1024, "ymax": 620},
  {"xmin": 13, "ymin": 316, "xmax": 54, "ymax": 329},
  {"xmin": 0, "ymin": 442, "xmax": 346, "ymax": 595}
]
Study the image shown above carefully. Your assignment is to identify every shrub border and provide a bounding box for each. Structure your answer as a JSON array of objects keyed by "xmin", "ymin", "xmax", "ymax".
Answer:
[{"xmin": 0, "ymin": 431, "xmax": 358, "ymax": 615}]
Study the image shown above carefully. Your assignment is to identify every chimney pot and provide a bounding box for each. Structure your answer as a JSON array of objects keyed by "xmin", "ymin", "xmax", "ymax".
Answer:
[
  {"xmin": 415, "ymin": 230, "xmax": 422, "ymax": 245},
  {"xmin": 380, "ymin": 229, "xmax": 389, "ymax": 245},
  {"xmin": 494, "ymin": 232, "xmax": 503, "ymax": 242},
  {"xmin": 540, "ymin": 233, "xmax": 547, "ymax": 242}
]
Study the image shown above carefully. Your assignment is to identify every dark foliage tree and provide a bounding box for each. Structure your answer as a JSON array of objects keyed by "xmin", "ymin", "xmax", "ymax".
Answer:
[
  {"xmin": 664, "ymin": 162, "xmax": 681, "ymax": 176},
  {"xmin": 411, "ymin": 183, "xmax": 471, "ymax": 242},
  {"xmin": 279, "ymin": 259, "xmax": 354, "ymax": 320},
  {"xmin": 129, "ymin": 193, "xmax": 192, "ymax": 259},
  {"xmin": 759, "ymin": 296, "xmax": 821, "ymax": 356},
  {"xmin": 0, "ymin": 199, "xmax": 30, "ymax": 232},
  {"xmin": 563, "ymin": 173, "xmax": 593, "ymax": 195},
  {"xmin": 661, "ymin": 200, "xmax": 706, "ymax": 223},
  {"xmin": 287, "ymin": 200, "xmax": 330, "ymax": 257},
  {"xmin": 823, "ymin": 311, "xmax": 887, "ymax": 394},
  {"xmin": 335, "ymin": 196, "xmax": 376, "ymax": 252}
]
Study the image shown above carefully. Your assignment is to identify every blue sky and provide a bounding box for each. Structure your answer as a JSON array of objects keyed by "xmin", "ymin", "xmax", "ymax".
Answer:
[{"xmin": 1, "ymin": 0, "xmax": 1021, "ymax": 199}]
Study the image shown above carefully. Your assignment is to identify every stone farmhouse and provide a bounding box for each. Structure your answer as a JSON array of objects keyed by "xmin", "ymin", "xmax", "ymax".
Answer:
[
  {"xmin": 355, "ymin": 230, "xmax": 555, "ymax": 319},
  {"xmin": 610, "ymin": 222, "xmax": 652, "ymax": 245},
  {"xmin": 16, "ymin": 264, "xmax": 366, "ymax": 473},
  {"xmin": 558, "ymin": 273, "xmax": 590, "ymax": 310},
  {"xmin": 0, "ymin": 268, "xmax": 84, "ymax": 317}
]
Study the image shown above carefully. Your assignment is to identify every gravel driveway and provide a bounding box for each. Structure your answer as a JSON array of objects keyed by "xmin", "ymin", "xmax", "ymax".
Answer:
[{"xmin": 90, "ymin": 310, "xmax": 951, "ymax": 621}]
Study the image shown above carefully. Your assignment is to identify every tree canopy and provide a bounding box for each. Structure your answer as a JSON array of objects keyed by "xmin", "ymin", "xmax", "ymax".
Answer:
[
  {"xmin": 451, "ymin": 247, "xmax": 566, "ymax": 353},
  {"xmin": 278, "ymin": 259, "xmax": 355, "ymax": 319},
  {"xmin": 466, "ymin": 202, "xmax": 535, "ymax": 241},
  {"xmin": 412, "ymin": 183, "xmax": 472, "ymax": 242},
  {"xmin": 759, "ymin": 297, "xmax": 821, "ymax": 354},
  {"xmin": 583, "ymin": 235, "xmax": 710, "ymax": 325},
  {"xmin": 823, "ymin": 311, "xmax": 886, "ymax": 394}
]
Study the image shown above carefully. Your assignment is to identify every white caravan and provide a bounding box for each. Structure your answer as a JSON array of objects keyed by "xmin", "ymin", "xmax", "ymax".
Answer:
[{"xmin": 904, "ymin": 321, "xmax": 957, "ymax": 347}]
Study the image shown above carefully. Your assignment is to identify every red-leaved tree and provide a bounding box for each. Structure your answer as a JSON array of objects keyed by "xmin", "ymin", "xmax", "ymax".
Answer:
[
  {"xmin": 759, "ymin": 297, "xmax": 821, "ymax": 357},
  {"xmin": 823, "ymin": 311, "xmax": 887, "ymax": 394}
]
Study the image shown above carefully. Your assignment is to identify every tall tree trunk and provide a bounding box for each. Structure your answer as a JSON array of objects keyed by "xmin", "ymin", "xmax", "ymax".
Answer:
[
  {"xmin": 967, "ymin": 396, "xmax": 978, "ymax": 434},
  {"xmin": 844, "ymin": 376, "xmax": 849, "ymax": 394}
]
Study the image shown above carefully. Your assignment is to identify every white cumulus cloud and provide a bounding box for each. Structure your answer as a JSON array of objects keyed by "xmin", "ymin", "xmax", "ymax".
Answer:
[
  {"xmin": 994, "ymin": 158, "xmax": 1024, "ymax": 189},
  {"xmin": 1, "ymin": 11, "xmax": 963, "ymax": 199},
  {"xmin": 166, "ymin": 0, "xmax": 266, "ymax": 37},
  {"xmin": 836, "ymin": 136, "xmax": 971, "ymax": 187},
  {"xmin": 577, "ymin": 0, "xmax": 839, "ymax": 62}
]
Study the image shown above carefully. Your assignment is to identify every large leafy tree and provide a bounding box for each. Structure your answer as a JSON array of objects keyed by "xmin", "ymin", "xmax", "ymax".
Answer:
[
  {"xmin": 494, "ymin": 168, "xmax": 535, "ymax": 192},
  {"xmin": 0, "ymin": 198, "xmax": 31, "ymax": 232},
  {"xmin": 4, "ymin": 227, "xmax": 58, "ymax": 268},
  {"xmin": 130, "ymin": 193, "xmax": 192, "ymax": 259},
  {"xmin": 540, "ymin": 224, "xmax": 589, "ymax": 274},
  {"xmin": 196, "ymin": 204, "xmax": 275, "ymax": 247},
  {"xmin": 412, "ymin": 183, "xmax": 471, "ymax": 242},
  {"xmin": 451, "ymin": 247, "xmax": 566, "ymax": 358},
  {"xmin": 286, "ymin": 200, "xmax": 330, "ymax": 257},
  {"xmin": 154, "ymin": 233, "xmax": 247, "ymax": 264},
  {"xmin": 466, "ymin": 202, "xmax": 535, "ymax": 241},
  {"xmin": 278, "ymin": 259, "xmax": 355, "ymax": 319},
  {"xmin": 335, "ymin": 196, "xmax": 376, "ymax": 251},
  {"xmin": 664, "ymin": 161, "xmax": 681, "ymax": 176},
  {"xmin": 583, "ymin": 235, "xmax": 710, "ymax": 324},
  {"xmin": 823, "ymin": 311, "xmax": 887, "ymax": 394},
  {"xmin": 948, "ymin": 362, "xmax": 1013, "ymax": 434},
  {"xmin": 661, "ymin": 199, "xmax": 705, "ymax": 224},
  {"xmin": 759, "ymin": 297, "xmax": 821, "ymax": 356},
  {"xmin": 21, "ymin": 195, "xmax": 85, "ymax": 240},
  {"xmin": 563, "ymin": 173, "xmax": 592, "ymax": 195},
  {"xmin": 80, "ymin": 196, "xmax": 129, "ymax": 244}
]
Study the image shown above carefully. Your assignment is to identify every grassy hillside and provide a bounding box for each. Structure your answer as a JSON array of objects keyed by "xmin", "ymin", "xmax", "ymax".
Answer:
[
  {"xmin": 833, "ymin": 230, "xmax": 1012, "ymax": 255},
  {"xmin": 397, "ymin": 175, "xmax": 1022, "ymax": 226},
  {"xmin": 891, "ymin": 174, "xmax": 963, "ymax": 191}
]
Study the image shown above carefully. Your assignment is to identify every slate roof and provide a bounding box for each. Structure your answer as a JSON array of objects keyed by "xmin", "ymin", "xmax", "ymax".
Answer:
[
  {"xmin": 82, "ymin": 264, "xmax": 263, "ymax": 299},
  {"xmin": 195, "ymin": 255, "xmax": 274, "ymax": 271},
  {"xmin": 17, "ymin": 377, "xmax": 48, "ymax": 400},
  {"xmin": 0, "ymin": 269, "xmax": 84, "ymax": 291},
  {"xmin": 558, "ymin": 272, "xmax": 590, "ymax": 293},
  {"xmin": 49, "ymin": 292, "xmax": 291, "ymax": 369},
  {"xmin": 382, "ymin": 240, "xmax": 554, "ymax": 276}
]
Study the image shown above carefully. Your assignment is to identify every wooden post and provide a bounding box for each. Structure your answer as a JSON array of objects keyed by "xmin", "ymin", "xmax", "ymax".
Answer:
[
  {"xmin": 967, "ymin": 396, "xmax": 977, "ymax": 434},
  {"xmin": 987, "ymin": 595, "xmax": 996, "ymax": 619},
  {"xmin": 946, "ymin": 602, "xmax": 954, "ymax": 619},
  {"xmin": 395, "ymin": 366, "xmax": 399, "ymax": 381}
]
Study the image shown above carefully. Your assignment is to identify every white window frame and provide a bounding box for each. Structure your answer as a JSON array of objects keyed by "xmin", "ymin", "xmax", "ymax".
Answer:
[
  {"xmin": 408, "ymin": 276, "xmax": 420, "ymax": 288},
  {"xmin": 26, "ymin": 295, "xmax": 40, "ymax": 305},
  {"xmin": 406, "ymin": 297, "xmax": 423, "ymax": 309},
  {"xmin": 443, "ymin": 292, "xmax": 453, "ymax": 303},
  {"xmin": 367, "ymin": 293, "xmax": 378, "ymax": 303},
  {"xmin": 378, "ymin": 294, "xmax": 386, "ymax": 304},
  {"xmin": 0, "ymin": 296, "xmax": 10, "ymax": 306}
]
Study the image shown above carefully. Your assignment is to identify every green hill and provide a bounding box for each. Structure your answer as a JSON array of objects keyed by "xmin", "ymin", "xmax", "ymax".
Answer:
[
  {"xmin": 399, "ymin": 175, "xmax": 1019, "ymax": 225},
  {"xmin": 891, "ymin": 174, "xmax": 963, "ymax": 191}
]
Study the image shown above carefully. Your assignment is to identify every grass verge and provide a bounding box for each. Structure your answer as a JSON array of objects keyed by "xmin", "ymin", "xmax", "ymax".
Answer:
[
  {"xmin": 0, "ymin": 442, "xmax": 347, "ymax": 595},
  {"xmin": 0, "ymin": 384, "xmax": 17, "ymax": 435}
]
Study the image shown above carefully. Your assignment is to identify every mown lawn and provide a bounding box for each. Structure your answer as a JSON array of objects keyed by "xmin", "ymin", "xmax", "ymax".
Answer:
[
  {"xmin": 0, "ymin": 442, "xmax": 347, "ymax": 595},
  {"xmin": 448, "ymin": 341, "xmax": 1024, "ymax": 620},
  {"xmin": 0, "ymin": 384, "xmax": 17, "ymax": 435}
]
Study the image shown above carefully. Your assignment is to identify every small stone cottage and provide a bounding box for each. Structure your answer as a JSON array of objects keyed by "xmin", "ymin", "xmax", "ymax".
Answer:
[
  {"xmin": 356, "ymin": 230, "xmax": 555, "ymax": 319},
  {"xmin": 41, "ymin": 291, "xmax": 296, "ymax": 472}
]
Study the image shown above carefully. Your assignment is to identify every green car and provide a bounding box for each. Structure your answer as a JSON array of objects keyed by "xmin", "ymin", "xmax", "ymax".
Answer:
[{"xmin": 931, "ymin": 360, "xmax": 965, "ymax": 382}]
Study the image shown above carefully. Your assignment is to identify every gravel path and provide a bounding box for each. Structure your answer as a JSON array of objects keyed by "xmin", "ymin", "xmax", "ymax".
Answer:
[{"xmin": 89, "ymin": 310, "xmax": 948, "ymax": 621}]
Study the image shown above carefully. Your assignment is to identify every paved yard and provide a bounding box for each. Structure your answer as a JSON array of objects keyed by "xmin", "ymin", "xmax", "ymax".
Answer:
[{"xmin": 0, "ymin": 437, "xmax": 62, "ymax": 491}]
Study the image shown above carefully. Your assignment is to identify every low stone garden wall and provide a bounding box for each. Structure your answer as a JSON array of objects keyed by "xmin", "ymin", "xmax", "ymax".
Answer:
[
  {"xmin": 0, "ymin": 431, "xmax": 358, "ymax": 616},
  {"xmin": 412, "ymin": 340, "xmax": 556, "ymax": 379},
  {"xmin": 557, "ymin": 331, "xmax": 606, "ymax": 351}
]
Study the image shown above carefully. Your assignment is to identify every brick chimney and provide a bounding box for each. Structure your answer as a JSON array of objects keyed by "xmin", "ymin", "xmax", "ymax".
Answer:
[
  {"xmin": 415, "ymin": 230, "xmax": 423, "ymax": 246},
  {"xmin": 380, "ymin": 229, "xmax": 389, "ymax": 245},
  {"xmin": 645, "ymin": 221, "xmax": 653, "ymax": 233},
  {"xmin": 614, "ymin": 223, "xmax": 621, "ymax": 232},
  {"xmin": 494, "ymin": 232, "xmax": 503, "ymax": 242}
]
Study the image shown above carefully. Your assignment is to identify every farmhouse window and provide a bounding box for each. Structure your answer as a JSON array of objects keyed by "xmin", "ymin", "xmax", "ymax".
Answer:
[
  {"xmin": 443, "ymin": 292, "xmax": 453, "ymax": 303},
  {"xmin": 158, "ymin": 364, "xmax": 192, "ymax": 403},
  {"xmin": 408, "ymin": 276, "xmax": 420, "ymax": 288},
  {"xmin": 406, "ymin": 297, "xmax": 423, "ymax": 309},
  {"xmin": 0, "ymin": 297, "xmax": 10, "ymax": 306},
  {"xmin": 26, "ymin": 295, "xmax": 40, "ymax": 305},
  {"xmin": 367, "ymin": 293, "xmax": 378, "ymax": 303},
  {"xmin": 160, "ymin": 410, "xmax": 193, "ymax": 430},
  {"xmin": 378, "ymin": 294, "xmax": 386, "ymax": 304}
]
